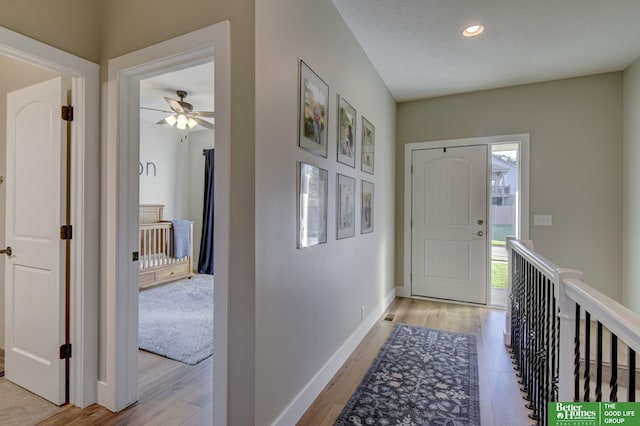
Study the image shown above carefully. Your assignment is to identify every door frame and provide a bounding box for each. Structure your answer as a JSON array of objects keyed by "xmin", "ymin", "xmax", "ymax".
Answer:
[
  {"xmin": 401, "ymin": 134, "xmax": 530, "ymax": 301},
  {"xmin": 0, "ymin": 26, "xmax": 100, "ymax": 407},
  {"xmin": 102, "ymin": 22, "xmax": 230, "ymax": 424}
]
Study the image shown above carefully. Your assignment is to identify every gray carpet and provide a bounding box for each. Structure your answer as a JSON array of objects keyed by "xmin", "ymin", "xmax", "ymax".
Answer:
[
  {"xmin": 139, "ymin": 274, "xmax": 213, "ymax": 365},
  {"xmin": 336, "ymin": 324, "xmax": 480, "ymax": 426}
]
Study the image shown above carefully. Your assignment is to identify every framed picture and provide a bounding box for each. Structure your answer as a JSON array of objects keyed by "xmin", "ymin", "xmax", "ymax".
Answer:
[
  {"xmin": 361, "ymin": 180, "xmax": 374, "ymax": 234},
  {"xmin": 336, "ymin": 95, "xmax": 356, "ymax": 168},
  {"xmin": 361, "ymin": 116, "xmax": 375, "ymax": 174},
  {"xmin": 298, "ymin": 60, "xmax": 329, "ymax": 157},
  {"xmin": 336, "ymin": 174, "xmax": 356, "ymax": 239},
  {"xmin": 297, "ymin": 162, "xmax": 328, "ymax": 248}
]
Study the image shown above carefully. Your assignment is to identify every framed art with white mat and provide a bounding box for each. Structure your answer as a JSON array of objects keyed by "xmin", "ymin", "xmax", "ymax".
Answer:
[
  {"xmin": 297, "ymin": 162, "xmax": 328, "ymax": 248},
  {"xmin": 361, "ymin": 180, "xmax": 374, "ymax": 234},
  {"xmin": 337, "ymin": 173, "xmax": 356, "ymax": 239},
  {"xmin": 298, "ymin": 60, "xmax": 329, "ymax": 157}
]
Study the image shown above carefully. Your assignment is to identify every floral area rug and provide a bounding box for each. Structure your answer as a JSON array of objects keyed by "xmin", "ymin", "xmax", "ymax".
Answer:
[{"xmin": 335, "ymin": 324, "xmax": 480, "ymax": 426}]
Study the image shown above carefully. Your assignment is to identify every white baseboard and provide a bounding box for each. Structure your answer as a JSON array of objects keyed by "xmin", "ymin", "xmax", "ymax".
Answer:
[
  {"xmin": 96, "ymin": 381, "xmax": 115, "ymax": 412},
  {"xmin": 395, "ymin": 285, "xmax": 410, "ymax": 298},
  {"xmin": 272, "ymin": 288, "xmax": 397, "ymax": 426}
]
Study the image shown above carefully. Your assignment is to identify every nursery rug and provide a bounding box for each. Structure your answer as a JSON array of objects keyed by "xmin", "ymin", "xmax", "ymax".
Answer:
[
  {"xmin": 335, "ymin": 324, "xmax": 480, "ymax": 426},
  {"xmin": 139, "ymin": 274, "xmax": 213, "ymax": 365}
]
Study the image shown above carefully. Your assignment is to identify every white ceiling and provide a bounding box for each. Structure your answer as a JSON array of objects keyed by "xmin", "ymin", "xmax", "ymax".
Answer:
[
  {"xmin": 332, "ymin": 0, "xmax": 640, "ymax": 101},
  {"xmin": 139, "ymin": 61, "xmax": 214, "ymax": 129}
]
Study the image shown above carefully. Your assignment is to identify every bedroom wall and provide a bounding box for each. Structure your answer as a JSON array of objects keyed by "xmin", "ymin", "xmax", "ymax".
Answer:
[
  {"xmin": 139, "ymin": 121, "xmax": 188, "ymax": 220},
  {"xmin": 0, "ymin": 55, "xmax": 58, "ymax": 352},
  {"xmin": 187, "ymin": 130, "xmax": 214, "ymax": 271},
  {"xmin": 396, "ymin": 73, "xmax": 623, "ymax": 301},
  {"xmin": 623, "ymin": 56, "xmax": 640, "ymax": 313},
  {"xmin": 255, "ymin": 0, "xmax": 396, "ymax": 423}
]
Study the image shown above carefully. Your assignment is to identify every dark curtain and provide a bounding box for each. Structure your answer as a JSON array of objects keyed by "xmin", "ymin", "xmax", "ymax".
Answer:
[{"xmin": 198, "ymin": 149, "xmax": 215, "ymax": 274}]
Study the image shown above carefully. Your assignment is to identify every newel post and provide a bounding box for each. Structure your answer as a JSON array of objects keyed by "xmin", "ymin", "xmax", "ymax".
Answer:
[{"xmin": 554, "ymin": 268, "xmax": 583, "ymax": 402}]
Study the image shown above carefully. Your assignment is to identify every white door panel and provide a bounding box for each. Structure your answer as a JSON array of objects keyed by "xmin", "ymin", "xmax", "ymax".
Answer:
[
  {"xmin": 5, "ymin": 76, "xmax": 67, "ymax": 405},
  {"xmin": 411, "ymin": 145, "xmax": 487, "ymax": 304}
]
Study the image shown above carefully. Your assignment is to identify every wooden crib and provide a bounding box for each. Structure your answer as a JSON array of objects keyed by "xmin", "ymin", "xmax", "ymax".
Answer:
[{"xmin": 139, "ymin": 204, "xmax": 194, "ymax": 289}]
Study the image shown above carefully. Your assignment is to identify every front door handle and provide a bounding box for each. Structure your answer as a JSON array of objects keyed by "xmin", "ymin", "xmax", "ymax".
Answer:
[
  {"xmin": 476, "ymin": 231, "xmax": 484, "ymax": 237},
  {"xmin": 0, "ymin": 246, "xmax": 12, "ymax": 256}
]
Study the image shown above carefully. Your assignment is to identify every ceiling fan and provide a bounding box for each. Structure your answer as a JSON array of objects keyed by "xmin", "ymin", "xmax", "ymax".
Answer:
[{"xmin": 141, "ymin": 90, "xmax": 215, "ymax": 130}]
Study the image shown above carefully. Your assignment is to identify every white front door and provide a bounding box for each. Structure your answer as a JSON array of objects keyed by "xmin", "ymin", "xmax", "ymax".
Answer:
[
  {"xmin": 411, "ymin": 145, "xmax": 488, "ymax": 304},
  {"xmin": 4, "ymin": 77, "xmax": 67, "ymax": 405}
]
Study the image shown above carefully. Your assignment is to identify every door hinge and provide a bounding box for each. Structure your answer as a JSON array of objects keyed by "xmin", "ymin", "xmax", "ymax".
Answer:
[
  {"xmin": 410, "ymin": 272, "xmax": 412, "ymax": 283},
  {"xmin": 59, "ymin": 343, "xmax": 72, "ymax": 359},
  {"xmin": 411, "ymin": 165, "xmax": 413, "ymax": 174},
  {"xmin": 61, "ymin": 105, "xmax": 74, "ymax": 122},
  {"xmin": 60, "ymin": 225, "xmax": 73, "ymax": 240}
]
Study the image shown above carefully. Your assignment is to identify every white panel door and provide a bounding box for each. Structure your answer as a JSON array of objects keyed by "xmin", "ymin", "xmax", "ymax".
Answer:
[
  {"xmin": 411, "ymin": 145, "xmax": 487, "ymax": 304},
  {"xmin": 5, "ymin": 77, "xmax": 67, "ymax": 405}
]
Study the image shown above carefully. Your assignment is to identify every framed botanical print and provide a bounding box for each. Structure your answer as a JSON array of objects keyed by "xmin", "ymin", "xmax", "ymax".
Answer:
[
  {"xmin": 298, "ymin": 60, "xmax": 329, "ymax": 157},
  {"xmin": 361, "ymin": 180, "xmax": 374, "ymax": 234},
  {"xmin": 336, "ymin": 173, "xmax": 356, "ymax": 239},
  {"xmin": 336, "ymin": 95, "xmax": 356, "ymax": 168},
  {"xmin": 361, "ymin": 116, "xmax": 375, "ymax": 174},
  {"xmin": 297, "ymin": 162, "xmax": 328, "ymax": 248}
]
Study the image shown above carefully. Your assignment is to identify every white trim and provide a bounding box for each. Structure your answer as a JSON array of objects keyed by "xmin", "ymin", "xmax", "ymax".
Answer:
[
  {"xmin": 272, "ymin": 289, "xmax": 397, "ymax": 426},
  {"xmin": 402, "ymin": 134, "xmax": 530, "ymax": 300},
  {"xmin": 0, "ymin": 26, "xmax": 100, "ymax": 408},
  {"xmin": 103, "ymin": 23, "xmax": 231, "ymax": 425}
]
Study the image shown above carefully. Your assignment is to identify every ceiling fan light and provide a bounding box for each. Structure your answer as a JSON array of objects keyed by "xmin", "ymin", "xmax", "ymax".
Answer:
[
  {"xmin": 165, "ymin": 115, "xmax": 177, "ymax": 126},
  {"xmin": 187, "ymin": 117, "xmax": 198, "ymax": 129},
  {"xmin": 176, "ymin": 114, "xmax": 188, "ymax": 130}
]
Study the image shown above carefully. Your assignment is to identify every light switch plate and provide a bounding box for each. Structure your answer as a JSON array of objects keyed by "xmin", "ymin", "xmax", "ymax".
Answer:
[{"xmin": 534, "ymin": 215, "xmax": 552, "ymax": 226}]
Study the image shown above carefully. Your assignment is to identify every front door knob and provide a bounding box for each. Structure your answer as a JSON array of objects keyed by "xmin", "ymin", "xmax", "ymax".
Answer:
[
  {"xmin": 476, "ymin": 231, "xmax": 484, "ymax": 237},
  {"xmin": 0, "ymin": 246, "xmax": 12, "ymax": 256}
]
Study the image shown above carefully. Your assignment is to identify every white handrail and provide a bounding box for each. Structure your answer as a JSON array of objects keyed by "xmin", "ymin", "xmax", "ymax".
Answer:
[
  {"xmin": 564, "ymin": 277, "xmax": 640, "ymax": 355},
  {"xmin": 508, "ymin": 238, "xmax": 559, "ymax": 281}
]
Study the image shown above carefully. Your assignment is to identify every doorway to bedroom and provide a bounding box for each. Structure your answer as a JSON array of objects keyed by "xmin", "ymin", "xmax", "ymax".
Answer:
[{"xmin": 136, "ymin": 62, "xmax": 215, "ymax": 411}]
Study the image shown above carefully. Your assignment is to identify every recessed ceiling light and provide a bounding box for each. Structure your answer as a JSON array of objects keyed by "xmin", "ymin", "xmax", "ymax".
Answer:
[{"xmin": 463, "ymin": 24, "xmax": 484, "ymax": 37}]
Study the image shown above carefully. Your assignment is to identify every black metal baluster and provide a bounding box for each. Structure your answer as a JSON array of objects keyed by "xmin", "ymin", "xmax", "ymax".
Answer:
[
  {"xmin": 595, "ymin": 322, "xmax": 603, "ymax": 401},
  {"xmin": 528, "ymin": 269, "xmax": 540, "ymax": 421},
  {"xmin": 543, "ymin": 276, "xmax": 551, "ymax": 423},
  {"xmin": 574, "ymin": 304, "xmax": 581, "ymax": 401},
  {"xmin": 610, "ymin": 334, "xmax": 618, "ymax": 402},
  {"xmin": 584, "ymin": 312, "xmax": 591, "ymax": 401},
  {"xmin": 551, "ymin": 283, "xmax": 559, "ymax": 402},
  {"xmin": 519, "ymin": 259, "xmax": 528, "ymax": 390},
  {"xmin": 629, "ymin": 349, "xmax": 636, "ymax": 402}
]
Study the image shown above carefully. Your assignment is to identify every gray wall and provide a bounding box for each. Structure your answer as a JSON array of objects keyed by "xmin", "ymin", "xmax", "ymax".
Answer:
[
  {"xmin": 396, "ymin": 73, "xmax": 623, "ymax": 301},
  {"xmin": 623, "ymin": 57, "xmax": 640, "ymax": 312},
  {"xmin": 255, "ymin": 0, "xmax": 396, "ymax": 423}
]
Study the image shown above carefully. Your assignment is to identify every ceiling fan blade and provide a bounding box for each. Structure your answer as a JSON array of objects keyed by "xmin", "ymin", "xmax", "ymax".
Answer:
[
  {"xmin": 156, "ymin": 118, "xmax": 169, "ymax": 125},
  {"xmin": 141, "ymin": 106, "xmax": 174, "ymax": 114},
  {"xmin": 193, "ymin": 117, "xmax": 215, "ymax": 130},
  {"xmin": 164, "ymin": 97, "xmax": 184, "ymax": 113},
  {"xmin": 192, "ymin": 111, "xmax": 216, "ymax": 118}
]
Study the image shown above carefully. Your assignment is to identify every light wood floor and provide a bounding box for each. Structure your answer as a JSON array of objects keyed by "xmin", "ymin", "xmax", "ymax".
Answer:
[
  {"xmin": 35, "ymin": 298, "xmax": 529, "ymax": 425},
  {"xmin": 297, "ymin": 297, "xmax": 532, "ymax": 426},
  {"xmin": 37, "ymin": 351, "xmax": 212, "ymax": 425}
]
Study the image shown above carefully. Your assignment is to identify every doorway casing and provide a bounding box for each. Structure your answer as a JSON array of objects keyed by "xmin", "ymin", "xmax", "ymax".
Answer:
[
  {"xmin": 102, "ymin": 22, "xmax": 230, "ymax": 425},
  {"xmin": 0, "ymin": 26, "xmax": 100, "ymax": 407},
  {"xmin": 401, "ymin": 134, "xmax": 530, "ymax": 301}
]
